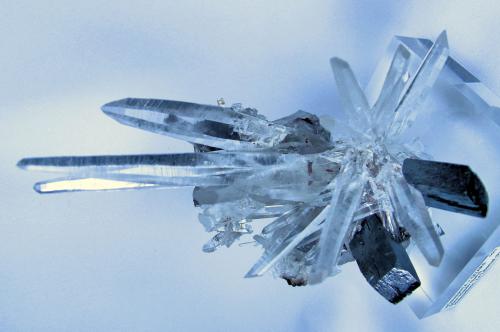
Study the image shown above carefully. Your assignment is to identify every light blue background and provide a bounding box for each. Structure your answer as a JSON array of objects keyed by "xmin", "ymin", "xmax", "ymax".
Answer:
[{"xmin": 1, "ymin": 1, "xmax": 499, "ymax": 331}]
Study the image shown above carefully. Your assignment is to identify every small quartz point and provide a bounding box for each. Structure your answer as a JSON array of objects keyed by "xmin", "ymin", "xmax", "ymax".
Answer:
[
  {"xmin": 349, "ymin": 213, "xmax": 420, "ymax": 303},
  {"xmin": 402, "ymin": 158, "xmax": 488, "ymax": 217},
  {"xmin": 203, "ymin": 230, "xmax": 243, "ymax": 253},
  {"xmin": 245, "ymin": 206, "xmax": 326, "ymax": 278}
]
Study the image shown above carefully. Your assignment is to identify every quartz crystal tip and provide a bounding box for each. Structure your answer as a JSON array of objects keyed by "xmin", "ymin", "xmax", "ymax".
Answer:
[
  {"xmin": 17, "ymin": 157, "xmax": 58, "ymax": 172},
  {"xmin": 101, "ymin": 99, "xmax": 128, "ymax": 120},
  {"xmin": 16, "ymin": 158, "xmax": 29, "ymax": 170}
]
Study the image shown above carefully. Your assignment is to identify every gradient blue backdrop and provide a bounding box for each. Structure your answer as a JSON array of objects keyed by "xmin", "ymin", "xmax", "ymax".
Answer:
[{"xmin": 1, "ymin": 1, "xmax": 499, "ymax": 331}]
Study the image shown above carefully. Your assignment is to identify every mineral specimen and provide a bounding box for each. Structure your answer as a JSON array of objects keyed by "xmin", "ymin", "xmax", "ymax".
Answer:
[{"xmin": 17, "ymin": 31, "xmax": 490, "ymax": 306}]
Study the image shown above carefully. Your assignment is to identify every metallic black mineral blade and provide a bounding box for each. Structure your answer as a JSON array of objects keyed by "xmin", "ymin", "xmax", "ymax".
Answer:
[
  {"xmin": 193, "ymin": 144, "xmax": 221, "ymax": 153},
  {"xmin": 272, "ymin": 110, "xmax": 332, "ymax": 154},
  {"xmin": 349, "ymin": 214, "xmax": 420, "ymax": 304},
  {"xmin": 402, "ymin": 158, "xmax": 488, "ymax": 217}
]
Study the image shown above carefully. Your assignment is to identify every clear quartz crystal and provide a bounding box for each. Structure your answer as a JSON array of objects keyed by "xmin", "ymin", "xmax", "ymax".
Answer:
[
  {"xmin": 245, "ymin": 206, "xmax": 326, "ymax": 277},
  {"xmin": 330, "ymin": 57, "xmax": 371, "ymax": 136},
  {"xmin": 371, "ymin": 45, "xmax": 411, "ymax": 135},
  {"xmin": 309, "ymin": 152, "xmax": 368, "ymax": 283},
  {"xmin": 19, "ymin": 31, "xmax": 498, "ymax": 316},
  {"xmin": 388, "ymin": 170, "xmax": 444, "ymax": 266},
  {"xmin": 387, "ymin": 31, "xmax": 449, "ymax": 137},
  {"xmin": 365, "ymin": 33, "xmax": 499, "ymax": 317}
]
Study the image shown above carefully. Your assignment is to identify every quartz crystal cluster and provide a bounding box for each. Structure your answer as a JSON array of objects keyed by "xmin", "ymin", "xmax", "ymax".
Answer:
[{"xmin": 18, "ymin": 31, "xmax": 489, "ymax": 304}]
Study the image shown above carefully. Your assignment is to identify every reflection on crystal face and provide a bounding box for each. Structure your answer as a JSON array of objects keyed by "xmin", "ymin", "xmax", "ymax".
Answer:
[
  {"xmin": 349, "ymin": 213, "xmax": 420, "ymax": 304},
  {"xmin": 18, "ymin": 31, "xmax": 497, "ymax": 316}
]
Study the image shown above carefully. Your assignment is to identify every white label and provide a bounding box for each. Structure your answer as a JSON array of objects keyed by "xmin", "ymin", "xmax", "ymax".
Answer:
[{"xmin": 444, "ymin": 247, "xmax": 500, "ymax": 310}]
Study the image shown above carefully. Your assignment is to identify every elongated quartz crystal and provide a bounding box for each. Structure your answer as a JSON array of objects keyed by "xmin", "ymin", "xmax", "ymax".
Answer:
[
  {"xmin": 309, "ymin": 153, "xmax": 368, "ymax": 283},
  {"xmin": 18, "ymin": 31, "xmax": 492, "ymax": 312},
  {"xmin": 388, "ymin": 31, "xmax": 449, "ymax": 137}
]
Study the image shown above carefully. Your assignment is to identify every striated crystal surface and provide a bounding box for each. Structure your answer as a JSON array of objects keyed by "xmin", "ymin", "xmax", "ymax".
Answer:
[
  {"xmin": 350, "ymin": 214, "xmax": 420, "ymax": 303},
  {"xmin": 402, "ymin": 158, "xmax": 488, "ymax": 217},
  {"xmin": 18, "ymin": 31, "xmax": 494, "ymax": 312}
]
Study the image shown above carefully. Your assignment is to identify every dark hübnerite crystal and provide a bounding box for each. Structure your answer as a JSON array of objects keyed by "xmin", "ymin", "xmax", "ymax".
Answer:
[
  {"xmin": 17, "ymin": 31, "xmax": 491, "ymax": 308},
  {"xmin": 350, "ymin": 214, "xmax": 420, "ymax": 303},
  {"xmin": 402, "ymin": 158, "xmax": 488, "ymax": 217}
]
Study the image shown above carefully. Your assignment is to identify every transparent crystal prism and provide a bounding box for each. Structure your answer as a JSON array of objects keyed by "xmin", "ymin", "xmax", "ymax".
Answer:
[{"xmin": 366, "ymin": 34, "xmax": 500, "ymax": 318}]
